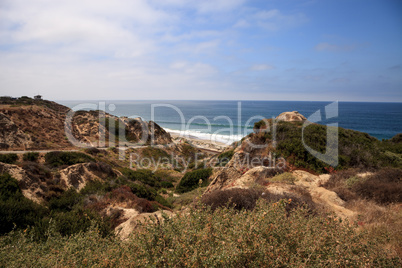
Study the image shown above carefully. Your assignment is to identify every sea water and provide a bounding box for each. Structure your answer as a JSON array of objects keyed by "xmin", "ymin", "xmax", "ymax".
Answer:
[{"xmin": 59, "ymin": 100, "xmax": 402, "ymax": 144}]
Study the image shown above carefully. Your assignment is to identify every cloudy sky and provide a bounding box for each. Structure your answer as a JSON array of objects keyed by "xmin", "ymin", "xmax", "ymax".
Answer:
[{"xmin": 0, "ymin": 0, "xmax": 401, "ymax": 101}]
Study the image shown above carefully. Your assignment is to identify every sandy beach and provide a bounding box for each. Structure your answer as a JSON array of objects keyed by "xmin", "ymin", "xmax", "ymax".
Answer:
[{"xmin": 167, "ymin": 131, "xmax": 229, "ymax": 152}]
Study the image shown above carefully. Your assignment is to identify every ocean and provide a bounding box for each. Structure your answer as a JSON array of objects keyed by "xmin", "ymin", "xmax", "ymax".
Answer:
[{"xmin": 59, "ymin": 100, "xmax": 402, "ymax": 144}]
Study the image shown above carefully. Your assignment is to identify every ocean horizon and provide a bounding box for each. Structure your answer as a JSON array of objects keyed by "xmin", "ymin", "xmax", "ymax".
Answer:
[{"xmin": 59, "ymin": 100, "xmax": 402, "ymax": 144}]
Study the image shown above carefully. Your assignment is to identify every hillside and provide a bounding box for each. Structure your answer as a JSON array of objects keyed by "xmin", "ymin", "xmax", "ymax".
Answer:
[
  {"xmin": 225, "ymin": 117, "xmax": 402, "ymax": 173},
  {"xmin": 0, "ymin": 96, "xmax": 172, "ymax": 150},
  {"xmin": 0, "ymin": 107, "xmax": 401, "ymax": 266}
]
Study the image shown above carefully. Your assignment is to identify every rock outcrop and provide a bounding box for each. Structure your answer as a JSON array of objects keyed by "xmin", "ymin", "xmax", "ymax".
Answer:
[
  {"xmin": 0, "ymin": 161, "xmax": 118, "ymax": 203},
  {"xmin": 116, "ymin": 210, "xmax": 173, "ymax": 240},
  {"xmin": 276, "ymin": 111, "xmax": 306, "ymax": 122},
  {"xmin": 71, "ymin": 111, "xmax": 172, "ymax": 147},
  {"xmin": 0, "ymin": 162, "xmax": 42, "ymax": 203},
  {"xmin": 58, "ymin": 162, "xmax": 119, "ymax": 191},
  {"xmin": 122, "ymin": 117, "xmax": 172, "ymax": 145}
]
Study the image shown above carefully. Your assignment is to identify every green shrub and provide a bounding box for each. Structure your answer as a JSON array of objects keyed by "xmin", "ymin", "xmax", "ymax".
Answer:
[
  {"xmin": 22, "ymin": 152, "xmax": 39, "ymax": 162},
  {"xmin": 0, "ymin": 153, "xmax": 18, "ymax": 164},
  {"xmin": 141, "ymin": 147, "xmax": 170, "ymax": 160},
  {"xmin": 122, "ymin": 168, "xmax": 160, "ymax": 188},
  {"xmin": 84, "ymin": 147, "xmax": 101, "ymax": 155},
  {"xmin": 345, "ymin": 176, "xmax": 361, "ymax": 188},
  {"xmin": 45, "ymin": 151, "xmax": 95, "ymax": 167},
  {"xmin": 80, "ymin": 180, "xmax": 113, "ymax": 195},
  {"xmin": 48, "ymin": 188, "xmax": 82, "ymax": 212},
  {"xmin": 129, "ymin": 183, "xmax": 157, "ymax": 200},
  {"xmin": 175, "ymin": 168, "xmax": 212, "ymax": 194},
  {"xmin": 263, "ymin": 121, "xmax": 400, "ymax": 173},
  {"xmin": 154, "ymin": 195, "xmax": 172, "ymax": 208},
  {"xmin": 269, "ymin": 172, "xmax": 296, "ymax": 184},
  {"xmin": 0, "ymin": 173, "xmax": 23, "ymax": 201},
  {"xmin": 215, "ymin": 149, "xmax": 234, "ymax": 167},
  {"xmin": 0, "ymin": 173, "xmax": 48, "ymax": 234},
  {"xmin": 52, "ymin": 209, "xmax": 111, "ymax": 238},
  {"xmin": 180, "ymin": 143, "xmax": 197, "ymax": 159},
  {"xmin": 1, "ymin": 199, "xmax": 400, "ymax": 267},
  {"xmin": 160, "ymin": 181, "xmax": 174, "ymax": 188}
]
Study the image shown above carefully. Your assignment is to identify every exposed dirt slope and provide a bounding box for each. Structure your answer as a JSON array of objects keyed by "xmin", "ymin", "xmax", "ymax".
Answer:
[{"xmin": 0, "ymin": 97, "xmax": 172, "ymax": 150}]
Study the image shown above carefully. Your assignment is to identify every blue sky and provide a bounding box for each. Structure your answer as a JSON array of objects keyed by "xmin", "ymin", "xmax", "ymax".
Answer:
[{"xmin": 0, "ymin": 0, "xmax": 401, "ymax": 101}]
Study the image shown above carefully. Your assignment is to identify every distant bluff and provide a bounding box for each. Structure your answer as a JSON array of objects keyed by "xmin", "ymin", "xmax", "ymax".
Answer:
[
  {"xmin": 0, "ymin": 96, "xmax": 172, "ymax": 150},
  {"xmin": 276, "ymin": 111, "xmax": 307, "ymax": 122}
]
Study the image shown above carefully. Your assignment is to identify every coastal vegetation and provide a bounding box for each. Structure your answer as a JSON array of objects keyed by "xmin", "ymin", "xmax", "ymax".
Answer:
[
  {"xmin": 253, "ymin": 120, "xmax": 402, "ymax": 173},
  {"xmin": 44, "ymin": 151, "xmax": 95, "ymax": 167},
  {"xmin": 22, "ymin": 152, "xmax": 39, "ymax": 162},
  {"xmin": 175, "ymin": 168, "xmax": 212, "ymax": 194},
  {"xmin": 0, "ymin": 99, "xmax": 401, "ymax": 266},
  {"xmin": 1, "ymin": 199, "xmax": 399, "ymax": 267},
  {"xmin": 0, "ymin": 153, "xmax": 18, "ymax": 164}
]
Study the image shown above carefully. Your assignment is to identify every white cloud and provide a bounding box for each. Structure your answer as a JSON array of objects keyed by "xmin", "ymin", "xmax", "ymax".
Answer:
[
  {"xmin": 0, "ymin": 0, "xmax": 172, "ymax": 62},
  {"xmin": 254, "ymin": 9, "xmax": 308, "ymax": 31},
  {"xmin": 150, "ymin": 0, "xmax": 245, "ymax": 14},
  {"xmin": 233, "ymin": 19, "xmax": 250, "ymax": 28},
  {"xmin": 255, "ymin": 9, "xmax": 281, "ymax": 20},
  {"xmin": 232, "ymin": 8, "xmax": 308, "ymax": 31},
  {"xmin": 161, "ymin": 30, "xmax": 220, "ymax": 43},
  {"xmin": 196, "ymin": 0, "xmax": 246, "ymax": 13}
]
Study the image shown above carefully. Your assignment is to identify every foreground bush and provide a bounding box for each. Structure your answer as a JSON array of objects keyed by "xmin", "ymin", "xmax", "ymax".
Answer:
[
  {"xmin": 352, "ymin": 168, "xmax": 402, "ymax": 204},
  {"xmin": 323, "ymin": 168, "xmax": 402, "ymax": 204},
  {"xmin": 0, "ymin": 173, "xmax": 48, "ymax": 234},
  {"xmin": 201, "ymin": 188, "xmax": 316, "ymax": 213},
  {"xmin": 0, "ymin": 200, "xmax": 399, "ymax": 267}
]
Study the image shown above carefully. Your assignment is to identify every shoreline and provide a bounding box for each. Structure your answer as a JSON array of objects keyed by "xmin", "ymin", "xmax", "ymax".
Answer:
[{"xmin": 167, "ymin": 131, "xmax": 230, "ymax": 152}]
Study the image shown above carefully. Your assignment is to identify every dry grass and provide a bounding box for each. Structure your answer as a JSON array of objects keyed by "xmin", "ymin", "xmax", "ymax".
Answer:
[
  {"xmin": 347, "ymin": 199, "xmax": 402, "ymax": 258},
  {"xmin": 201, "ymin": 187, "xmax": 317, "ymax": 215},
  {"xmin": 1, "ymin": 199, "xmax": 400, "ymax": 267},
  {"xmin": 323, "ymin": 167, "xmax": 402, "ymax": 204}
]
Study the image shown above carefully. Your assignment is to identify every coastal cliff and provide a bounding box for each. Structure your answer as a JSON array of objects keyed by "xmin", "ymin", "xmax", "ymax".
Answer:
[{"xmin": 0, "ymin": 96, "xmax": 172, "ymax": 150}]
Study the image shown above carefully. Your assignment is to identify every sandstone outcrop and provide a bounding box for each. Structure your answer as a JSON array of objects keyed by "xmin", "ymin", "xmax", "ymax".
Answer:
[
  {"xmin": 276, "ymin": 111, "xmax": 306, "ymax": 122},
  {"xmin": 70, "ymin": 111, "xmax": 172, "ymax": 147},
  {"xmin": 58, "ymin": 162, "xmax": 118, "ymax": 191},
  {"xmin": 116, "ymin": 210, "xmax": 173, "ymax": 240},
  {"xmin": 0, "ymin": 161, "xmax": 118, "ymax": 203},
  {"xmin": 0, "ymin": 162, "xmax": 44, "ymax": 203}
]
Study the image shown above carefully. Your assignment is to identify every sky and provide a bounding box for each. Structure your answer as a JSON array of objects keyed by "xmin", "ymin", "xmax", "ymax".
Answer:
[{"xmin": 0, "ymin": 0, "xmax": 401, "ymax": 102}]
